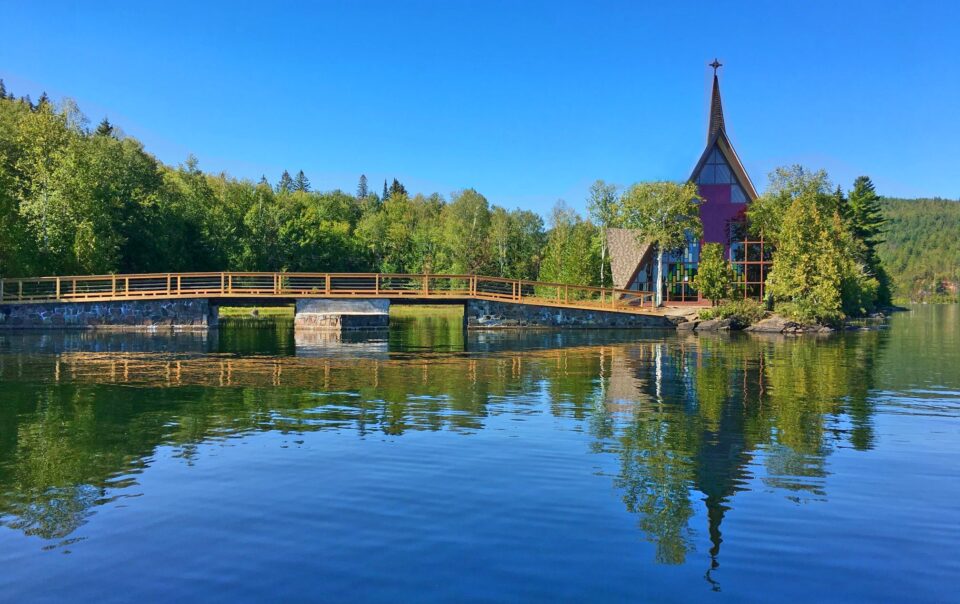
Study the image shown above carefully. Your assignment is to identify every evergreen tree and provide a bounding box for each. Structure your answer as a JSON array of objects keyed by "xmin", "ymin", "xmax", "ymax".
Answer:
[
  {"xmin": 357, "ymin": 174, "xmax": 368, "ymax": 198},
  {"xmin": 36, "ymin": 92, "xmax": 51, "ymax": 111},
  {"xmin": 259, "ymin": 175, "xmax": 269, "ymax": 187},
  {"xmin": 389, "ymin": 178, "xmax": 407, "ymax": 198},
  {"xmin": 0, "ymin": 79, "xmax": 6, "ymax": 100},
  {"xmin": 277, "ymin": 170, "xmax": 294, "ymax": 193},
  {"xmin": 848, "ymin": 176, "xmax": 885, "ymax": 252},
  {"xmin": 293, "ymin": 169, "xmax": 311, "ymax": 192},
  {"xmin": 382, "ymin": 179, "xmax": 389, "ymax": 201},
  {"xmin": 94, "ymin": 117, "xmax": 114, "ymax": 137},
  {"xmin": 847, "ymin": 176, "xmax": 889, "ymax": 304},
  {"xmin": 692, "ymin": 243, "xmax": 732, "ymax": 306}
]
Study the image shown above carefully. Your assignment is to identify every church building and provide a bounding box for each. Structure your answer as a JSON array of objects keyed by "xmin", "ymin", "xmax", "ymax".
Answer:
[{"xmin": 608, "ymin": 62, "xmax": 772, "ymax": 304}]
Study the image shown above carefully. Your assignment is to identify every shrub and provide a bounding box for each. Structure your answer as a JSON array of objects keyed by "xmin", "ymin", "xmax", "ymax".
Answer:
[{"xmin": 698, "ymin": 299, "xmax": 766, "ymax": 326}]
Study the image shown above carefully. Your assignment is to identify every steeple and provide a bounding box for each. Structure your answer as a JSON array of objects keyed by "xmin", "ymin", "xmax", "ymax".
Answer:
[{"xmin": 708, "ymin": 59, "xmax": 725, "ymax": 141}]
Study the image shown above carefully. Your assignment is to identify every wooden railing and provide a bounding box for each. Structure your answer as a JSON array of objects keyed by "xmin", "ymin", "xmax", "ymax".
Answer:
[{"xmin": 0, "ymin": 272, "xmax": 657, "ymax": 313}]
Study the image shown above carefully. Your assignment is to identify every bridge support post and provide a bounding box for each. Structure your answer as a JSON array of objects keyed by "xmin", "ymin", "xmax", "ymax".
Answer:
[{"xmin": 293, "ymin": 299, "xmax": 389, "ymax": 333}]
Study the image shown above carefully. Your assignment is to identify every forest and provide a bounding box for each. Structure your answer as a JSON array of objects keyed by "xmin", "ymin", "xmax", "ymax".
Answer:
[
  {"xmin": 875, "ymin": 197, "xmax": 960, "ymax": 302},
  {"xmin": 0, "ymin": 85, "xmax": 602, "ymax": 286},
  {"xmin": 0, "ymin": 85, "xmax": 955, "ymax": 305}
]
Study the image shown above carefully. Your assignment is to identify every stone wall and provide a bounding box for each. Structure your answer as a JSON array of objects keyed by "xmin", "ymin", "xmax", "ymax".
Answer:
[
  {"xmin": 0, "ymin": 299, "xmax": 212, "ymax": 330},
  {"xmin": 466, "ymin": 299, "xmax": 672, "ymax": 329},
  {"xmin": 294, "ymin": 298, "xmax": 390, "ymax": 331}
]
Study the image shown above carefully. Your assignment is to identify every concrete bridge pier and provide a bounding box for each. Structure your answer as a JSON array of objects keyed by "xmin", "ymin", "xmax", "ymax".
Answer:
[{"xmin": 293, "ymin": 299, "xmax": 390, "ymax": 331}]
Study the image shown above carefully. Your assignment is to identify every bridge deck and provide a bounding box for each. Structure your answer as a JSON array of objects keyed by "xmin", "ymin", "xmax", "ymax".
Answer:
[{"xmin": 0, "ymin": 272, "xmax": 658, "ymax": 315}]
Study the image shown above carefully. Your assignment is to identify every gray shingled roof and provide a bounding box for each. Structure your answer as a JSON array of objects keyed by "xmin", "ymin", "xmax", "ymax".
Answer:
[{"xmin": 606, "ymin": 227, "xmax": 651, "ymax": 290}]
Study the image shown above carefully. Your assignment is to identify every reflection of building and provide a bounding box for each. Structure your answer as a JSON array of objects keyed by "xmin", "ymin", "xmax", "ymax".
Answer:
[{"xmin": 608, "ymin": 62, "xmax": 772, "ymax": 304}]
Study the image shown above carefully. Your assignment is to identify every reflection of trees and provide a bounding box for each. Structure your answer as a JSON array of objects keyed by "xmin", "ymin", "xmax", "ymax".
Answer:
[
  {"xmin": 0, "ymin": 328, "xmax": 886, "ymax": 555},
  {"xmin": 594, "ymin": 330, "xmax": 887, "ymax": 573}
]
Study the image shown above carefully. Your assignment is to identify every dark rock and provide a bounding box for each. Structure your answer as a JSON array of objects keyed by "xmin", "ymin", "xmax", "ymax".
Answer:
[{"xmin": 677, "ymin": 320, "xmax": 698, "ymax": 331}]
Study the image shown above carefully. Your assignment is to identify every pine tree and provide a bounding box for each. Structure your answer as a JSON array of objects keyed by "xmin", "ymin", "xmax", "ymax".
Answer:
[
  {"xmin": 692, "ymin": 243, "xmax": 732, "ymax": 306},
  {"xmin": 36, "ymin": 92, "xmax": 51, "ymax": 111},
  {"xmin": 293, "ymin": 170, "xmax": 311, "ymax": 192},
  {"xmin": 0, "ymin": 79, "xmax": 6, "ymax": 100},
  {"xmin": 94, "ymin": 117, "xmax": 114, "ymax": 137},
  {"xmin": 357, "ymin": 174, "xmax": 369, "ymax": 198},
  {"xmin": 834, "ymin": 185, "xmax": 850, "ymax": 221},
  {"xmin": 389, "ymin": 178, "xmax": 407, "ymax": 198},
  {"xmin": 382, "ymin": 179, "xmax": 389, "ymax": 201},
  {"xmin": 847, "ymin": 176, "xmax": 889, "ymax": 304},
  {"xmin": 259, "ymin": 175, "xmax": 270, "ymax": 187},
  {"xmin": 277, "ymin": 170, "xmax": 294, "ymax": 193},
  {"xmin": 848, "ymin": 176, "xmax": 884, "ymax": 252}
]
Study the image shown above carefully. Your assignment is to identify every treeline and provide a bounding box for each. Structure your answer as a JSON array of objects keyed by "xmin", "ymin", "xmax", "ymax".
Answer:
[
  {"xmin": 876, "ymin": 197, "xmax": 960, "ymax": 302},
  {"xmin": 0, "ymin": 86, "xmax": 605, "ymax": 283}
]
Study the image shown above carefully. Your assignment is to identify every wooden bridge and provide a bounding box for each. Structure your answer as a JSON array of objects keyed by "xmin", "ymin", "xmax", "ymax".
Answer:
[{"xmin": 0, "ymin": 272, "xmax": 658, "ymax": 314}]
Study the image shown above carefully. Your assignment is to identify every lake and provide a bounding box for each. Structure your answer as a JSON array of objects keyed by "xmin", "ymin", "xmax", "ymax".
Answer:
[{"xmin": 0, "ymin": 305, "xmax": 957, "ymax": 603}]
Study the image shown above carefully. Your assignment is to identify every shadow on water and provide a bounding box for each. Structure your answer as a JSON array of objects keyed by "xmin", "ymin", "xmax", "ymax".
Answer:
[{"xmin": 2, "ymin": 306, "xmax": 957, "ymax": 585}]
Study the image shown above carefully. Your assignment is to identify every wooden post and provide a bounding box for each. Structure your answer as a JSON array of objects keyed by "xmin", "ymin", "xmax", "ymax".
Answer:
[
  {"xmin": 227, "ymin": 274, "xmax": 232, "ymax": 294},
  {"xmin": 423, "ymin": 275, "xmax": 429, "ymax": 296},
  {"xmin": 375, "ymin": 274, "xmax": 380, "ymax": 296},
  {"xmin": 177, "ymin": 275, "xmax": 181, "ymax": 295},
  {"xmin": 166, "ymin": 274, "xmax": 171, "ymax": 295},
  {"xmin": 112, "ymin": 275, "xmax": 117, "ymax": 297},
  {"xmin": 18, "ymin": 280, "xmax": 22, "ymax": 301},
  {"xmin": 325, "ymin": 274, "xmax": 331, "ymax": 295},
  {"xmin": 0, "ymin": 279, "xmax": 4, "ymax": 302},
  {"xmin": 124, "ymin": 277, "xmax": 129, "ymax": 296},
  {"xmin": 220, "ymin": 272, "xmax": 225, "ymax": 294},
  {"xmin": 56, "ymin": 277, "xmax": 61, "ymax": 299},
  {"xmin": 564, "ymin": 285, "xmax": 569, "ymax": 304}
]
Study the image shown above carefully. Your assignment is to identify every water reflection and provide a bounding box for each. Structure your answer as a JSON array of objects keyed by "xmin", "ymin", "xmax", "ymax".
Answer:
[{"xmin": 0, "ymin": 318, "xmax": 899, "ymax": 576}]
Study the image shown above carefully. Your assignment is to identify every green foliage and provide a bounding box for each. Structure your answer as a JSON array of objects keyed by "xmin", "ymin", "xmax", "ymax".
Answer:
[
  {"xmin": 761, "ymin": 174, "xmax": 879, "ymax": 324},
  {"xmin": 587, "ymin": 179, "xmax": 619, "ymax": 286},
  {"xmin": 697, "ymin": 299, "xmax": 766, "ymax": 325},
  {"xmin": 875, "ymin": 197, "xmax": 960, "ymax": 303},
  {"xmin": 538, "ymin": 202, "xmax": 600, "ymax": 288},
  {"xmin": 691, "ymin": 242, "xmax": 731, "ymax": 306},
  {"xmin": 619, "ymin": 181, "xmax": 703, "ymax": 305},
  {"xmin": 0, "ymin": 87, "xmax": 558, "ymax": 282}
]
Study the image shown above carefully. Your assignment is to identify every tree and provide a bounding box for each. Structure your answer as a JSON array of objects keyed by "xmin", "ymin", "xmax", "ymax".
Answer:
[
  {"xmin": 538, "ymin": 202, "xmax": 599, "ymax": 288},
  {"xmin": 847, "ymin": 176, "xmax": 890, "ymax": 305},
  {"xmin": 619, "ymin": 181, "xmax": 703, "ymax": 306},
  {"xmin": 276, "ymin": 170, "xmax": 294, "ymax": 193},
  {"xmin": 587, "ymin": 179, "xmax": 619, "ymax": 286},
  {"xmin": 382, "ymin": 179, "xmax": 388, "ymax": 201},
  {"xmin": 293, "ymin": 169, "xmax": 310, "ymax": 192},
  {"xmin": 357, "ymin": 174, "xmax": 368, "ymax": 198},
  {"xmin": 389, "ymin": 178, "xmax": 407, "ymax": 198},
  {"xmin": 746, "ymin": 166, "xmax": 832, "ymax": 244},
  {"xmin": 440, "ymin": 189, "xmax": 491, "ymax": 274},
  {"xmin": 692, "ymin": 243, "xmax": 732, "ymax": 306},
  {"xmin": 94, "ymin": 117, "xmax": 114, "ymax": 138}
]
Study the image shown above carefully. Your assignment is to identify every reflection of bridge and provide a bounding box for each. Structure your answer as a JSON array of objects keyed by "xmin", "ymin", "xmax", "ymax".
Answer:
[{"xmin": 0, "ymin": 272, "xmax": 670, "ymax": 330}]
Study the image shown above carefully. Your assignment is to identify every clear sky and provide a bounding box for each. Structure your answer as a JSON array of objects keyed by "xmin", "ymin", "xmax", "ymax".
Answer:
[{"xmin": 2, "ymin": 0, "xmax": 958, "ymax": 216}]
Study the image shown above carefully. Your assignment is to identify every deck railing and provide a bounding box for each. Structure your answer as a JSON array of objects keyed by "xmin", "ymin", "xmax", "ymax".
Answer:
[{"xmin": 0, "ymin": 272, "xmax": 657, "ymax": 314}]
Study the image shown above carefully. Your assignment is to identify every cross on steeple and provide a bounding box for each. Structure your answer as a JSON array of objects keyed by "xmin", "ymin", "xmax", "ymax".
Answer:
[{"xmin": 709, "ymin": 58, "xmax": 723, "ymax": 75}]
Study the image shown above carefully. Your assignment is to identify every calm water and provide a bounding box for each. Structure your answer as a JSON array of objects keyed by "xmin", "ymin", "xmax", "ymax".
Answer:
[{"xmin": 1, "ymin": 306, "xmax": 958, "ymax": 603}]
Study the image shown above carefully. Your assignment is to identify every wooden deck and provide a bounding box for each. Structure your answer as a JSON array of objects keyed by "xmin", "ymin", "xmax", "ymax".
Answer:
[{"xmin": 0, "ymin": 272, "xmax": 658, "ymax": 315}]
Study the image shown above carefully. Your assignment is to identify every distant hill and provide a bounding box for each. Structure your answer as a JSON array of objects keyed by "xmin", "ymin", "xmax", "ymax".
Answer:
[{"xmin": 877, "ymin": 197, "xmax": 960, "ymax": 302}]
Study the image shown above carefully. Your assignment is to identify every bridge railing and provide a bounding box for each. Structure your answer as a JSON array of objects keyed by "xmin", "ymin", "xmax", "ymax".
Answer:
[{"xmin": 0, "ymin": 272, "xmax": 656, "ymax": 313}]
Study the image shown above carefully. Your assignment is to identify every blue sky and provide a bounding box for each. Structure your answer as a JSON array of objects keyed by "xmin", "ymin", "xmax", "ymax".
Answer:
[{"xmin": 2, "ymin": 0, "xmax": 958, "ymax": 216}]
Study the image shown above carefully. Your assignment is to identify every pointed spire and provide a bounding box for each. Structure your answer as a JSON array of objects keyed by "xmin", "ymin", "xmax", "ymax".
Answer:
[{"xmin": 708, "ymin": 59, "xmax": 725, "ymax": 141}]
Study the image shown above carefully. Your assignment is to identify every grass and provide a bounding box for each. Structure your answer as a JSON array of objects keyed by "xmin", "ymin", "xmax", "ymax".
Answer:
[
  {"xmin": 389, "ymin": 304, "xmax": 463, "ymax": 317},
  {"xmin": 218, "ymin": 306, "xmax": 294, "ymax": 318}
]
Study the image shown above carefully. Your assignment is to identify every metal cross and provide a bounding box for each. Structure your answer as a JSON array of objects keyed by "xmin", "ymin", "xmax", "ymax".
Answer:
[{"xmin": 709, "ymin": 58, "xmax": 723, "ymax": 74}]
